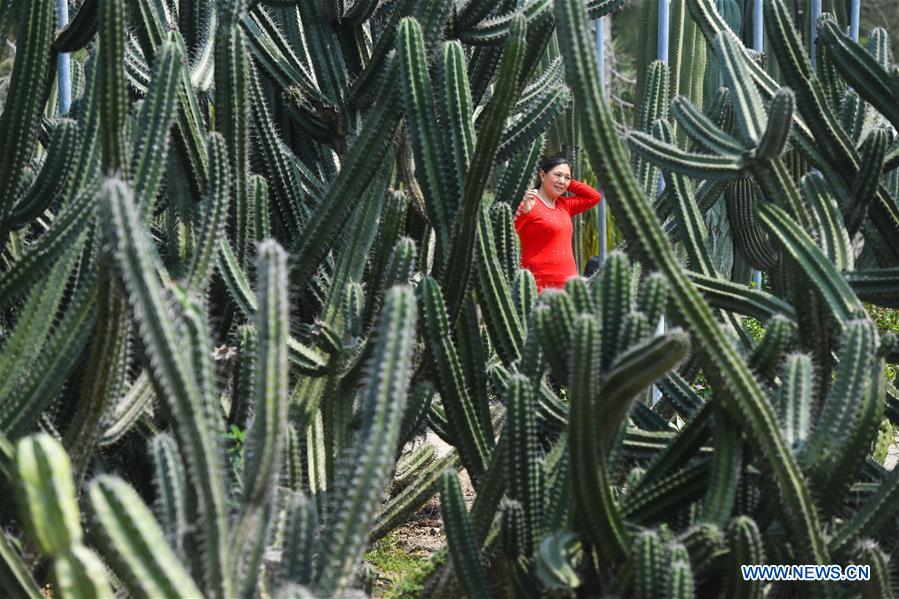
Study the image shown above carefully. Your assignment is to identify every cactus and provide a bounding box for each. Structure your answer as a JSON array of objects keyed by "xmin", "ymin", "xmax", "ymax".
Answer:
[
  {"xmin": 0, "ymin": 0, "xmax": 56, "ymax": 240},
  {"xmin": 87, "ymin": 475, "xmax": 203, "ymax": 598},
  {"xmin": 440, "ymin": 469, "xmax": 491, "ymax": 599},
  {"xmin": 14, "ymin": 434, "xmax": 113, "ymax": 597}
]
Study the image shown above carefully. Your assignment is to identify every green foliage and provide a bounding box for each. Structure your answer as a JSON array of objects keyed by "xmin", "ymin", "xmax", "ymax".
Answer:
[{"xmin": 365, "ymin": 533, "xmax": 446, "ymax": 598}]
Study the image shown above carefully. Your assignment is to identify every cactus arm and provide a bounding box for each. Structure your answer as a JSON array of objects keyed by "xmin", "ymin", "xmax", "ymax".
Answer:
[
  {"xmin": 622, "ymin": 460, "xmax": 710, "ymax": 525},
  {"xmin": 0, "ymin": 0, "xmax": 55, "ymax": 240},
  {"xmin": 0, "ymin": 262, "xmax": 99, "ymax": 435},
  {"xmin": 599, "ymin": 331, "xmax": 690, "ymax": 453},
  {"xmin": 748, "ymin": 315, "xmax": 795, "ymax": 382},
  {"xmin": 758, "ymin": 202, "xmax": 863, "ymax": 321},
  {"xmin": 295, "ymin": 0, "xmax": 348, "ymax": 106},
  {"xmin": 632, "ymin": 530, "xmax": 664, "ymax": 599},
  {"xmin": 846, "ymin": 128, "xmax": 889, "ymax": 238},
  {"xmin": 856, "ymin": 540, "xmax": 893, "ymax": 599},
  {"xmin": 14, "ymin": 434, "xmax": 114, "ymax": 597},
  {"xmin": 702, "ymin": 408, "xmax": 742, "ymax": 526},
  {"xmin": 442, "ymin": 14, "xmax": 525, "ymax": 320},
  {"xmin": 568, "ymin": 313, "xmax": 629, "ymax": 562},
  {"xmin": 456, "ymin": 297, "xmax": 494, "ymax": 440},
  {"xmin": 50, "ymin": 545, "xmax": 114, "ymax": 599},
  {"xmin": 455, "ymin": 0, "xmax": 496, "ymax": 29},
  {"xmin": 97, "ymin": 0, "xmax": 129, "ymax": 176},
  {"xmin": 512, "ymin": 268, "xmax": 539, "ymax": 325},
  {"xmin": 365, "ymin": 192, "xmax": 409, "ymax": 323},
  {"xmin": 131, "ymin": 35, "xmax": 183, "ymax": 220},
  {"xmin": 149, "ymin": 434, "xmax": 188, "ymax": 561},
  {"xmin": 497, "ymin": 85, "xmax": 570, "ymax": 162},
  {"xmin": 505, "ymin": 375, "xmax": 544, "ymax": 556},
  {"xmin": 440, "ymin": 470, "xmax": 492, "ymax": 599},
  {"xmin": 247, "ymin": 72, "xmax": 305, "ymax": 237},
  {"xmin": 593, "ymin": 252, "xmax": 629, "ymax": 368},
  {"xmin": 637, "ymin": 402, "xmax": 712, "ymax": 492},
  {"xmin": 418, "ymin": 276, "xmax": 490, "ymax": 481},
  {"xmin": 437, "ymin": 40, "xmax": 475, "ymax": 221},
  {"xmin": 817, "ymin": 18, "xmax": 899, "ymax": 131},
  {"xmin": 0, "ymin": 529, "xmax": 43, "ymax": 599},
  {"xmin": 801, "ymin": 320, "xmax": 878, "ymax": 512},
  {"xmin": 214, "ymin": 3, "xmax": 252, "ymax": 263},
  {"xmin": 633, "ymin": 61, "xmax": 669, "ymax": 197},
  {"xmin": 495, "ymin": 134, "xmax": 546, "ymax": 207},
  {"xmin": 725, "ymin": 177, "xmax": 780, "ymax": 271},
  {"xmin": 288, "ymin": 59, "xmax": 401, "ymax": 289},
  {"xmin": 778, "ymin": 354, "xmax": 813, "ymax": 450},
  {"xmin": 9, "ymin": 119, "xmax": 80, "ymax": 227},
  {"xmin": 685, "ymin": 271, "xmax": 796, "ymax": 321},
  {"xmin": 320, "ymin": 171, "xmax": 387, "ymax": 327},
  {"xmin": 128, "ymin": 0, "xmax": 170, "ymax": 64},
  {"xmin": 475, "ymin": 207, "xmax": 525, "ymax": 365},
  {"xmin": 344, "ymin": 0, "xmax": 413, "ymax": 109},
  {"xmin": 0, "ymin": 184, "xmax": 100, "ymax": 308},
  {"xmin": 314, "ymin": 286, "xmax": 416, "ymax": 595},
  {"xmin": 186, "ymin": 133, "xmax": 233, "ymax": 292},
  {"xmin": 14, "ymin": 435, "xmax": 83, "ymax": 555},
  {"xmin": 63, "ymin": 279, "xmax": 132, "ymax": 487},
  {"xmin": 457, "ymin": 0, "xmax": 551, "ymax": 45},
  {"xmin": 397, "ymin": 17, "xmax": 453, "ymax": 255},
  {"xmin": 0, "ymin": 240, "xmax": 83, "ymax": 426},
  {"xmin": 843, "ymin": 268, "xmax": 899, "ymax": 309},
  {"xmin": 282, "ymin": 491, "xmax": 319, "ymax": 586},
  {"xmin": 87, "ymin": 475, "xmax": 203, "ymax": 599},
  {"xmin": 217, "ymin": 239, "xmax": 327, "ymax": 373},
  {"xmin": 713, "ymin": 30, "xmax": 767, "ymax": 145},
  {"xmin": 246, "ymin": 250, "xmax": 290, "ymax": 472},
  {"xmin": 241, "ymin": 6, "xmax": 326, "ymax": 109},
  {"xmin": 553, "ymin": 0, "xmax": 828, "ymax": 563},
  {"xmin": 101, "ymin": 180, "xmax": 232, "ymax": 598},
  {"xmin": 656, "ymin": 121, "xmax": 716, "ymax": 277},
  {"xmin": 670, "ymin": 96, "xmax": 744, "ymax": 155},
  {"xmin": 171, "ymin": 32, "xmax": 210, "ymax": 198},
  {"xmin": 721, "ymin": 516, "xmax": 765, "ymax": 599},
  {"xmin": 801, "ymin": 172, "xmax": 852, "ymax": 271},
  {"xmin": 533, "ymin": 295, "xmax": 575, "ymax": 384},
  {"xmin": 53, "ymin": 0, "xmax": 98, "ymax": 52},
  {"xmin": 627, "ymin": 130, "xmax": 745, "ymax": 180},
  {"xmin": 754, "ymin": 88, "xmax": 794, "ymax": 161}
]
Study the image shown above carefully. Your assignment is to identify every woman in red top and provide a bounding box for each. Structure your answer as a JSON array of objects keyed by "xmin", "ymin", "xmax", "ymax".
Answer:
[{"xmin": 514, "ymin": 155, "xmax": 602, "ymax": 292}]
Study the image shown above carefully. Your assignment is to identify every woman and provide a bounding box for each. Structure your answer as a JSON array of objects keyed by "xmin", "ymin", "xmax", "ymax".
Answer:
[{"xmin": 514, "ymin": 155, "xmax": 602, "ymax": 292}]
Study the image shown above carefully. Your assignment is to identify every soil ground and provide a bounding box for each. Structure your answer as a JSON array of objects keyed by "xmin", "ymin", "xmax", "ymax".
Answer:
[{"xmin": 370, "ymin": 433, "xmax": 475, "ymax": 598}]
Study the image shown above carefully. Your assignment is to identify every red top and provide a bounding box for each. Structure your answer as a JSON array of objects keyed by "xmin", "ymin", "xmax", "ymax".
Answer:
[{"xmin": 514, "ymin": 180, "xmax": 602, "ymax": 292}]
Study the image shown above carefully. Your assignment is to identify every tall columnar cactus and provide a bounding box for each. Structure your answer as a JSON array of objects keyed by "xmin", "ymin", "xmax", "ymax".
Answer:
[
  {"xmin": 0, "ymin": 0, "xmax": 55, "ymax": 241},
  {"xmin": 14, "ymin": 434, "xmax": 113, "ymax": 597}
]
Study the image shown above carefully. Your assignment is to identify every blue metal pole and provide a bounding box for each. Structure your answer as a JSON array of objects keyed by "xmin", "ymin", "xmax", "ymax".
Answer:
[
  {"xmin": 653, "ymin": 0, "xmax": 670, "ymax": 405},
  {"xmin": 657, "ymin": 0, "xmax": 670, "ymax": 63},
  {"xmin": 595, "ymin": 17, "xmax": 608, "ymax": 267},
  {"xmin": 753, "ymin": 0, "xmax": 764, "ymax": 52},
  {"xmin": 810, "ymin": 0, "xmax": 822, "ymax": 68},
  {"xmin": 849, "ymin": 0, "xmax": 860, "ymax": 41},
  {"xmin": 751, "ymin": 0, "xmax": 764, "ymax": 289},
  {"xmin": 57, "ymin": 0, "xmax": 71, "ymax": 115}
]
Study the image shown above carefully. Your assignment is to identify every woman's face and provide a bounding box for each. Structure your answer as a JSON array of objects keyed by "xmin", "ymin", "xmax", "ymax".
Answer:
[{"xmin": 541, "ymin": 163, "xmax": 571, "ymax": 197}]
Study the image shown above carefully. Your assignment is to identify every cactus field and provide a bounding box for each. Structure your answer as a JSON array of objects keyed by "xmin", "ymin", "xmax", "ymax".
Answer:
[{"xmin": 0, "ymin": 0, "xmax": 898, "ymax": 596}]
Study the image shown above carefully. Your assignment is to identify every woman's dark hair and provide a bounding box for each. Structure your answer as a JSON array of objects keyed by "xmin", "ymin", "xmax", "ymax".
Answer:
[{"xmin": 533, "ymin": 154, "xmax": 572, "ymax": 187}]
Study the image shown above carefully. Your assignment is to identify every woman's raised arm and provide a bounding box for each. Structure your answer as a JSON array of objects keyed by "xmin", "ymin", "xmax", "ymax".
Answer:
[{"xmin": 561, "ymin": 180, "xmax": 601, "ymax": 216}]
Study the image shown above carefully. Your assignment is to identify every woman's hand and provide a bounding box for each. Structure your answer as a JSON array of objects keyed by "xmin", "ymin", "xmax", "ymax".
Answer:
[{"xmin": 519, "ymin": 190, "xmax": 539, "ymax": 214}]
